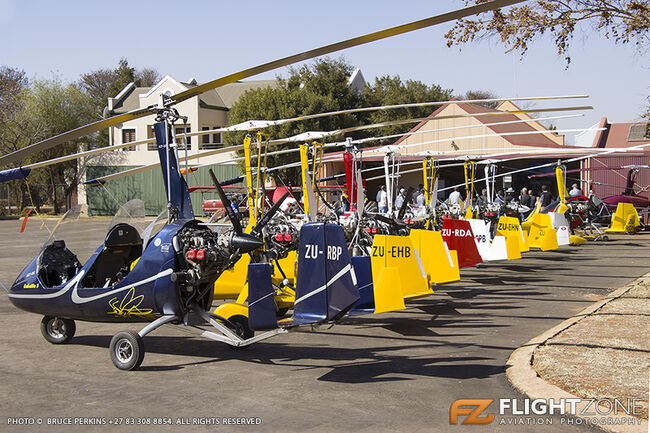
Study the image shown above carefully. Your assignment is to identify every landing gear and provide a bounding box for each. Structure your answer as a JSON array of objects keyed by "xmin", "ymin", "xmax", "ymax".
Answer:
[
  {"xmin": 227, "ymin": 315, "xmax": 254, "ymax": 350},
  {"xmin": 109, "ymin": 331, "xmax": 145, "ymax": 371},
  {"xmin": 40, "ymin": 316, "xmax": 75, "ymax": 344}
]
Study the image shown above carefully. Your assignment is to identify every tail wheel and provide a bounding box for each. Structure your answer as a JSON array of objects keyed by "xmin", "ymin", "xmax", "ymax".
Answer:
[
  {"xmin": 109, "ymin": 331, "xmax": 145, "ymax": 371},
  {"xmin": 40, "ymin": 316, "xmax": 75, "ymax": 344}
]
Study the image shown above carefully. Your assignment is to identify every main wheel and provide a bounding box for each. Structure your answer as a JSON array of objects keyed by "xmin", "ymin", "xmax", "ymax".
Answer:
[
  {"xmin": 40, "ymin": 316, "xmax": 75, "ymax": 344},
  {"xmin": 228, "ymin": 315, "xmax": 254, "ymax": 350},
  {"xmin": 109, "ymin": 331, "xmax": 144, "ymax": 371}
]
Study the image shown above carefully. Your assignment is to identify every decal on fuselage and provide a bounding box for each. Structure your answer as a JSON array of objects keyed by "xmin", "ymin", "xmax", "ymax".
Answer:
[
  {"xmin": 497, "ymin": 223, "xmax": 519, "ymax": 232},
  {"xmin": 304, "ymin": 244, "xmax": 322, "ymax": 259},
  {"xmin": 371, "ymin": 245, "xmax": 411, "ymax": 258},
  {"xmin": 107, "ymin": 287, "xmax": 160, "ymax": 318}
]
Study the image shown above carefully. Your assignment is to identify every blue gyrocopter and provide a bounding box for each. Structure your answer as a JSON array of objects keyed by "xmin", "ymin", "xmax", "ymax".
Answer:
[{"xmin": 6, "ymin": 109, "xmax": 360, "ymax": 370}]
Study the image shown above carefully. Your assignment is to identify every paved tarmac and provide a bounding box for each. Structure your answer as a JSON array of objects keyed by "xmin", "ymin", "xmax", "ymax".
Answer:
[{"xmin": 0, "ymin": 218, "xmax": 648, "ymax": 433}]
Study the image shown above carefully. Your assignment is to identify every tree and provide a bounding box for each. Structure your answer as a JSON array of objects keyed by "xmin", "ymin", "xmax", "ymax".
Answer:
[
  {"xmin": 79, "ymin": 58, "xmax": 161, "ymax": 148},
  {"xmin": 459, "ymin": 89, "xmax": 500, "ymax": 109},
  {"xmin": 0, "ymin": 67, "xmax": 32, "ymax": 214},
  {"xmin": 226, "ymin": 58, "xmax": 366, "ymax": 185},
  {"xmin": 226, "ymin": 58, "xmax": 453, "ymax": 185},
  {"xmin": 445, "ymin": 0, "xmax": 650, "ymax": 116},
  {"xmin": 79, "ymin": 58, "xmax": 161, "ymax": 116},
  {"xmin": 18, "ymin": 78, "xmax": 96, "ymax": 213},
  {"xmin": 362, "ymin": 75, "xmax": 453, "ymax": 136}
]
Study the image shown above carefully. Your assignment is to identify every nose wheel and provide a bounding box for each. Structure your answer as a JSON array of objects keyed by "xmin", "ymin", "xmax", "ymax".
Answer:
[
  {"xmin": 109, "ymin": 331, "xmax": 145, "ymax": 371},
  {"xmin": 40, "ymin": 316, "xmax": 76, "ymax": 344}
]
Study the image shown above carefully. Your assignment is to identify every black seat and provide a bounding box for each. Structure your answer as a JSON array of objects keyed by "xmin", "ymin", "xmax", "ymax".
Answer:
[
  {"xmin": 38, "ymin": 240, "xmax": 82, "ymax": 287},
  {"xmin": 82, "ymin": 224, "xmax": 142, "ymax": 288}
]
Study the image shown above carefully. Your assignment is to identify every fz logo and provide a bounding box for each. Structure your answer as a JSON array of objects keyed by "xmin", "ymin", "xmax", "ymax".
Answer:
[{"xmin": 450, "ymin": 399, "xmax": 494, "ymax": 425}]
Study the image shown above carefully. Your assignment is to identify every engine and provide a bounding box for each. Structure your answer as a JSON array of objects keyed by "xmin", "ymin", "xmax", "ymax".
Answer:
[
  {"xmin": 172, "ymin": 222, "xmax": 234, "ymax": 308},
  {"xmin": 263, "ymin": 219, "xmax": 300, "ymax": 261}
]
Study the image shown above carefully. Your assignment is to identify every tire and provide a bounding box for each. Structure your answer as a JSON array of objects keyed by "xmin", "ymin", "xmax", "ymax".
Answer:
[
  {"xmin": 40, "ymin": 316, "xmax": 75, "ymax": 344},
  {"xmin": 109, "ymin": 331, "xmax": 145, "ymax": 371},
  {"xmin": 228, "ymin": 315, "xmax": 254, "ymax": 349}
]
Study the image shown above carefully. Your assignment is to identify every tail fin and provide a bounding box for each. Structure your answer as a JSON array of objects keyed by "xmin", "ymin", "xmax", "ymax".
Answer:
[
  {"xmin": 442, "ymin": 219, "xmax": 482, "ymax": 268},
  {"xmin": 605, "ymin": 203, "xmax": 640, "ymax": 233},
  {"xmin": 247, "ymin": 263, "xmax": 278, "ymax": 331},
  {"xmin": 292, "ymin": 223, "xmax": 359, "ymax": 325},
  {"xmin": 349, "ymin": 256, "xmax": 375, "ymax": 314}
]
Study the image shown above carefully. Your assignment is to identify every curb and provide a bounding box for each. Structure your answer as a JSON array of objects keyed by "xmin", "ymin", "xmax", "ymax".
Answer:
[{"xmin": 506, "ymin": 273, "xmax": 650, "ymax": 433}]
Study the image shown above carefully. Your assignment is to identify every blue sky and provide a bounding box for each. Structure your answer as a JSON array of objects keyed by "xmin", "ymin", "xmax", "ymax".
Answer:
[{"xmin": 1, "ymin": 0, "xmax": 648, "ymax": 141}]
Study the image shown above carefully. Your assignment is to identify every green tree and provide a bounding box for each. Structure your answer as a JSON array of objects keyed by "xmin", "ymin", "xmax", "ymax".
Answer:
[
  {"xmin": 445, "ymin": 0, "xmax": 650, "ymax": 116},
  {"xmin": 459, "ymin": 89, "xmax": 500, "ymax": 109},
  {"xmin": 19, "ymin": 78, "xmax": 96, "ymax": 213},
  {"xmin": 0, "ymin": 66, "xmax": 29, "ymax": 154},
  {"xmin": 79, "ymin": 58, "xmax": 160, "ymax": 113},
  {"xmin": 226, "ymin": 58, "xmax": 365, "ymax": 185},
  {"xmin": 362, "ymin": 75, "xmax": 453, "ymax": 137},
  {"xmin": 0, "ymin": 66, "xmax": 30, "ymax": 214}
]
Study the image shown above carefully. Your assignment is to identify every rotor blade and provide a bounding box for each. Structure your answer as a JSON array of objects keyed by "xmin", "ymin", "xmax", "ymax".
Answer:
[
  {"xmin": 208, "ymin": 169, "xmax": 242, "ymax": 236},
  {"xmin": 222, "ymin": 94, "xmax": 588, "ymax": 132},
  {"xmin": 55, "ymin": 109, "xmax": 590, "ymax": 186},
  {"xmin": 84, "ymin": 144, "xmax": 244, "ymax": 185},
  {"xmin": 14, "ymin": 108, "xmax": 580, "ymax": 181},
  {"xmin": 168, "ymin": 0, "xmax": 527, "ymax": 105},
  {"xmin": 437, "ymin": 141, "xmax": 650, "ymax": 194},
  {"xmin": 373, "ymin": 125, "xmax": 601, "ymax": 155},
  {"xmin": 251, "ymin": 191, "xmax": 290, "ymax": 237},
  {"xmin": 2, "ymin": 1, "xmax": 526, "ymax": 168},
  {"xmin": 271, "ymin": 106, "xmax": 592, "ymax": 145},
  {"xmin": 0, "ymin": 107, "xmax": 157, "ymax": 167}
]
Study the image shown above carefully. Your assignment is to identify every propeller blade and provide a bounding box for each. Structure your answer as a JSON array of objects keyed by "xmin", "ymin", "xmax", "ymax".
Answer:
[
  {"xmin": 208, "ymin": 168, "xmax": 242, "ymax": 236},
  {"xmin": 375, "ymin": 214, "xmax": 405, "ymax": 227},
  {"xmin": 251, "ymin": 191, "xmax": 290, "ymax": 237}
]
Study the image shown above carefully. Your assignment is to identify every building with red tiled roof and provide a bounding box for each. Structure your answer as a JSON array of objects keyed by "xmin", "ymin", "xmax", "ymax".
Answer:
[
  {"xmin": 321, "ymin": 100, "xmax": 590, "ymax": 198},
  {"xmin": 579, "ymin": 118, "xmax": 650, "ymax": 202}
]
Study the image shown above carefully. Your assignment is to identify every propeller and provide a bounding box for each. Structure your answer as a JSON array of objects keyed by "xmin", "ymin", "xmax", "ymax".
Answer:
[
  {"xmin": 208, "ymin": 169, "xmax": 265, "ymax": 254},
  {"xmin": 250, "ymin": 191, "xmax": 290, "ymax": 238}
]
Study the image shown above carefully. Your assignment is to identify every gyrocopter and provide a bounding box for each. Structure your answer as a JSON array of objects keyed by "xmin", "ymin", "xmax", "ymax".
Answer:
[{"xmin": 2, "ymin": 0, "xmax": 533, "ymax": 370}]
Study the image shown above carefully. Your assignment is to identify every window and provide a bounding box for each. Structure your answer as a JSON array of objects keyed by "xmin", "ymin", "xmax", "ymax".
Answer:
[
  {"xmin": 199, "ymin": 126, "xmax": 223, "ymax": 150},
  {"xmin": 122, "ymin": 128, "xmax": 136, "ymax": 151},
  {"xmin": 202, "ymin": 127, "xmax": 210, "ymax": 145}
]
